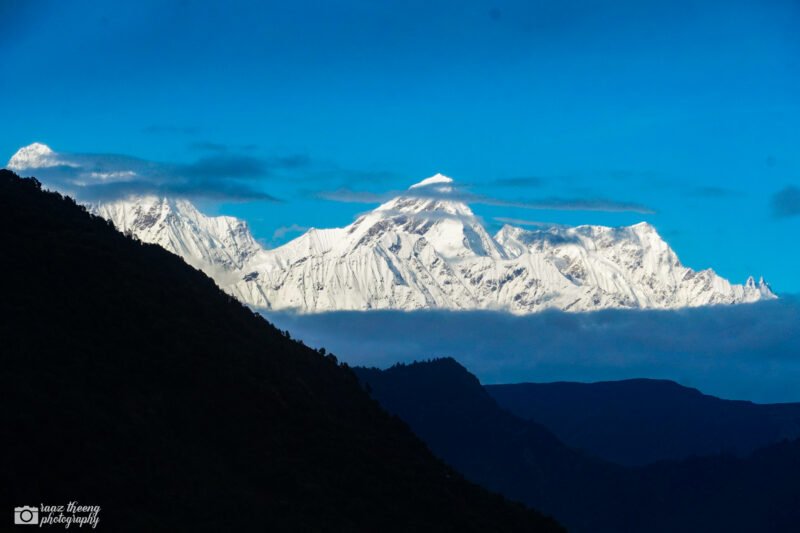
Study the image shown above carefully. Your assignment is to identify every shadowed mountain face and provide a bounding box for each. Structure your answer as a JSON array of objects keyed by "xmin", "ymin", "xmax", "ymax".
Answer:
[
  {"xmin": 354, "ymin": 359, "xmax": 621, "ymax": 531},
  {"xmin": 355, "ymin": 359, "xmax": 800, "ymax": 533},
  {"xmin": 487, "ymin": 379, "xmax": 800, "ymax": 466},
  {"xmin": 0, "ymin": 170, "xmax": 561, "ymax": 532}
]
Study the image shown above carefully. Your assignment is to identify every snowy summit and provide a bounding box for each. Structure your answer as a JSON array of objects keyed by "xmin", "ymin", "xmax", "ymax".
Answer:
[
  {"xmin": 409, "ymin": 173, "xmax": 454, "ymax": 189},
  {"xmin": 7, "ymin": 142, "xmax": 60, "ymax": 170}
]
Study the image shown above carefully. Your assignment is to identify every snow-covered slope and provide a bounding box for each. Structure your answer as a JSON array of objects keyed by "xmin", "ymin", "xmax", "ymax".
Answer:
[
  {"xmin": 222, "ymin": 175, "xmax": 773, "ymax": 312},
  {"xmin": 91, "ymin": 197, "xmax": 262, "ymax": 282},
  {"xmin": 7, "ymin": 143, "xmax": 775, "ymax": 313},
  {"xmin": 492, "ymin": 223, "xmax": 774, "ymax": 310}
]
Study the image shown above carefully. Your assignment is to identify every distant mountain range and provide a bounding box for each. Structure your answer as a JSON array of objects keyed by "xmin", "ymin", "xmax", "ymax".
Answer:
[
  {"xmin": 355, "ymin": 359, "xmax": 800, "ymax": 533},
  {"xmin": 487, "ymin": 379, "xmax": 800, "ymax": 466},
  {"xmin": 0, "ymin": 169, "xmax": 561, "ymax": 532},
  {"xmin": 9, "ymin": 143, "xmax": 775, "ymax": 313}
]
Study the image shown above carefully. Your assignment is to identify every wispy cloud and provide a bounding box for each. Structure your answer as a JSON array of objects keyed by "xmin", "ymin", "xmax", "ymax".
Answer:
[
  {"xmin": 272, "ymin": 154, "xmax": 312, "ymax": 169},
  {"xmin": 493, "ymin": 217, "xmax": 560, "ymax": 228},
  {"xmin": 177, "ymin": 155, "xmax": 268, "ymax": 180},
  {"xmin": 317, "ymin": 188, "xmax": 391, "ymax": 203},
  {"xmin": 499, "ymin": 197, "xmax": 654, "ymax": 214},
  {"xmin": 490, "ymin": 176, "xmax": 544, "ymax": 188},
  {"xmin": 189, "ymin": 141, "xmax": 229, "ymax": 153},
  {"xmin": 76, "ymin": 180, "xmax": 281, "ymax": 202},
  {"xmin": 7, "ymin": 144, "xmax": 283, "ymax": 202},
  {"xmin": 771, "ymin": 186, "xmax": 800, "ymax": 218},
  {"xmin": 317, "ymin": 183, "xmax": 655, "ymax": 214}
]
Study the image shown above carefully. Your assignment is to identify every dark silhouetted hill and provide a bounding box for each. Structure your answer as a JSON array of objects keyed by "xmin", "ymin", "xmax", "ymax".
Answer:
[
  {"xmin": 487, "ymin": 379, "xmax": 800, "ymax": 466},
  {"xmin": 0, "ymin": 170, "xmax": 562, "ymax": 532},
  {"xmin": 355, "ymin": 358, "xmax": 800, "ymax": 533}
]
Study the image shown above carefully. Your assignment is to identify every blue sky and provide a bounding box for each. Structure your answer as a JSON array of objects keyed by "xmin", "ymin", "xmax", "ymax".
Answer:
[{"xmin": 2, "ymin": 0, "xmax": 799, "ymax": 291}]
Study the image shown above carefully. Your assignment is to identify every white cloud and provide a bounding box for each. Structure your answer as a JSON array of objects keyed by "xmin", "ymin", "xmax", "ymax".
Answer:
[{"xmin": 6, "ymin": 143, "xmax": 279, "ymax": 202}]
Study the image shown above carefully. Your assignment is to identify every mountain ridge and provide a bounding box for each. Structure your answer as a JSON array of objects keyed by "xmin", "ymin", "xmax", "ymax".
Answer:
[
  {"xmin": 355, "ymin": 358, "xmax": 800, "ymax": 533},
  {"xmin": 8, "ymin": 143, "xmax": 775, "ymax": 313},
  {"xmin": 487, "ymin": 378, "xmax": 800, "ymax": 466}
]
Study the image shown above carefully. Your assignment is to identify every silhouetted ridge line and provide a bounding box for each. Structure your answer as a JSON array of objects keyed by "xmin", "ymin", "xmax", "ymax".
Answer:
[
  {"xmin": 355, "ymin": 358, "xmax": 800, "ymax": 533},
  {"xmin": 487, "ymin": 378, "xmax": 800, "ymax": 466}
]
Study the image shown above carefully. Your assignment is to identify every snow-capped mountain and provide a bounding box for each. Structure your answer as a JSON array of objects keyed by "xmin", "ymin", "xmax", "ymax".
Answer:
[
  {"xmin": 7, "ymin": 143, "xmax": 775, "ymax": 313},
  {"xmin": 93, "ymin": 174, "xmax": 773, "ymax": 313},
  {"xmin": 91, "ymin": 196, "xmax": 262, "ymax": 282},
  {"xmin": 218, "ymin": 174, "xmax": 772, "ymax": 312},
  {"xmin": 7, "ymin": 142, "xmax": 62, "ymax": 170}
]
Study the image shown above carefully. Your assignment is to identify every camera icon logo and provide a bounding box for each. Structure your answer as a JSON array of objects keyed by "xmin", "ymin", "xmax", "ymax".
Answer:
[{"xmin": 14, "ymin": 506, "xmax": 39, "ymax": 525}]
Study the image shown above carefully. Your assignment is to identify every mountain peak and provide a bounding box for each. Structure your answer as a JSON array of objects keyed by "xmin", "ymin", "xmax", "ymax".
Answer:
[
  {"xmin": 409, "ymin": 173, "xmax": 454, "ymax": 190},
  {"xmin": 347, "ymin": 173, "xmax": 508, "ymax": 261},
  {"xmin": 7, "ymin": 142, "xmax": 58, "ymax": 170},
  {"xmin": 90, "ymin": 194, "xmax": 262, "ymax": 276},
  {"xmin": 630, "ymin": 221, "xmax": 656, "ymax": 232},
  {"xmin": 371, "ymin": 173, "xmax": 471, "ymax": 219}
]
